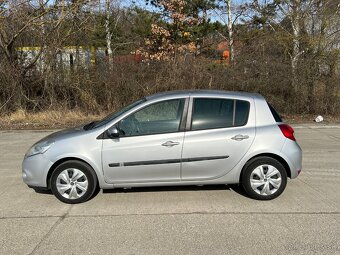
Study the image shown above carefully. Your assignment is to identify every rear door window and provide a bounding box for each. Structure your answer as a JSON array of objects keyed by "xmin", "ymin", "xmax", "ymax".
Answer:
[
  {"xmin": 191, "ymin": 98, "xmax": 250, "ymax": 131},
  {"xmin": 191, "ymin": 98, "xmax": 234, "ymax": 130}
]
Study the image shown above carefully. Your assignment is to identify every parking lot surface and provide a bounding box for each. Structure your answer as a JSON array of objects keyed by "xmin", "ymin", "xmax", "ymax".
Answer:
[{"xmin": 0, "ymin": 125, "xmax": 339, "ymax": 254}]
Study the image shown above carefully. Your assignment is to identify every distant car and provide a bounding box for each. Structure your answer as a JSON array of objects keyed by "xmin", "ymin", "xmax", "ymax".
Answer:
[{"xmin": 22, "ymin": 90, "xmax": 302, "ymax": 204}]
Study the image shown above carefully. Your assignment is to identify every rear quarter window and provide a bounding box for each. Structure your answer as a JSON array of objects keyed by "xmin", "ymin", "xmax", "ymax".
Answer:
[
  {"xmin": 268, "ymin": 104, "xmax": 283, "ymax": 122},
  {"xmin": 235, "ymin": 100, "xmax": 250, "ymax": 126}
]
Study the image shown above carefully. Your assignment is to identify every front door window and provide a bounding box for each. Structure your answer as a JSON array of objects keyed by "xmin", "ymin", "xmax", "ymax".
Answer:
[{"xmin": 119, "ymin": 99, "xmax": 185, "ymax": 137}]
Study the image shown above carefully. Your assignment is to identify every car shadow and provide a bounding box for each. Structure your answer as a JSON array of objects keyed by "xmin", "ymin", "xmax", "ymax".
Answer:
[
  {"xmin": 228, "ymin": 184, "xmax": 249, "ymax": 198},
  {"xmin": 103, "ymin": 184, "xmax": 233, "ymax": 194},
  {"xmin": 32, "ymin": 184, "xmax": 251, "ymax": 199},
  {"xmin": 32, "ymin": 187, "xmax": 53, "ymax": 195}
]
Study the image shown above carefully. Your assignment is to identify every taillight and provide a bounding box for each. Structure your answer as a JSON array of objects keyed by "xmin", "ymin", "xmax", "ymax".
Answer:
[{"xmin": 278, "ymin": 124, "xmax": 296, "ymax": 141}]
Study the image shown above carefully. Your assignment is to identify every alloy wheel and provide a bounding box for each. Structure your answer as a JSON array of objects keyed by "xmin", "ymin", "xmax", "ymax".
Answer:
[
  {"xmin": 250, "ymin": 164, "xmax": 282, "ymax": 196},
  {"xmin": 56, "ymin": 168, "xmax": 88, "ymax": 199}
]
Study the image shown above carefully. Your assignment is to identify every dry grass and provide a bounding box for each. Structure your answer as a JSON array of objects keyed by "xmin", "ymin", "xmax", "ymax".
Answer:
[{"xmin": 0, "ymin": 109, "xmax": 104, "ymax": 129}]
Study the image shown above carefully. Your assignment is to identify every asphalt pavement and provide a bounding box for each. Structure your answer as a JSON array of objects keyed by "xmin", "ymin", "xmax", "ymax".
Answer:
[{"xmin": 0, "ymin": 125, "xmax": 339, "ymax": 254}]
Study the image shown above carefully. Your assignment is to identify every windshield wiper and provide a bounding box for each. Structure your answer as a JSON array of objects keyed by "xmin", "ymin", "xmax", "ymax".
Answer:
[{"xmin": 83, "ymin": 121, "xmax": 97, "ymax": 130}]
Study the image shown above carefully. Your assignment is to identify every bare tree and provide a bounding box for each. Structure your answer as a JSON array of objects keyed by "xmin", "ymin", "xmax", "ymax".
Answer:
[
  {"xmin": 105, "ymin": 0, "xmax": 113, "ymax": 66},
  {"xmin": 0, "ymin": 0, "xmax": 91, "ymax": 111},
  {"xmin": 0, "ymin": 0, "xmax": 89, "ymax": 68},
  {"xmin": 214, "ymin": 0, "xmax": 248, "ymax": 63},
  {"xmin": 102, "ymin": 0, "xmax": 123, "ymax": 67},
  {"xmin": 226, "ymin": 0, "xmax": 234, "ymax": 63},
  {"xmin": 277, "ymin": 0, "xmax": 304, "ymax": 92}
]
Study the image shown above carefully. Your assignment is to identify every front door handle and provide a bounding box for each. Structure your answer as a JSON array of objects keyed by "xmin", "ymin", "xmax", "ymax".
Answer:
[
  {"xmin": 162, "ymin": 141, "xmax": 180, "ymax": 147},
  {"xmin": 231, "ymin": 135, "xmax": 249, "ymax": 141}
]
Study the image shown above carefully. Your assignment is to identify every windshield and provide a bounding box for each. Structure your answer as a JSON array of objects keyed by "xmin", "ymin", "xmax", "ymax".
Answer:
[{"xmin": 91, "ymin": 98, "xmax": 147, "ymax": 129}]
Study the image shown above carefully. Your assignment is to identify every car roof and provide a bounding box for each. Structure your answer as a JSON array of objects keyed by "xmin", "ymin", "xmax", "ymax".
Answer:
[{"xmin": 145, "ymin": 90, "xmax": 263, "ymax": 101}]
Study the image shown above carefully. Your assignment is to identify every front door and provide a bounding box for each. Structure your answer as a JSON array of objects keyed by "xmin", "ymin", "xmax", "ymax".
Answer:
[{"xmin": 102, "ymin": 98, "xmax": 187, "ymax": 183}]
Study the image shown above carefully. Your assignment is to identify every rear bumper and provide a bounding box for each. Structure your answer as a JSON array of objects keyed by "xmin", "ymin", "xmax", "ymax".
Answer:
[
  {"xmin": 281, "ymin": 139, "xmax": 302, "ymax": 179},
  {"xmin": 22, "ymin": 154, "xmax": 53, "ymax": 188}
]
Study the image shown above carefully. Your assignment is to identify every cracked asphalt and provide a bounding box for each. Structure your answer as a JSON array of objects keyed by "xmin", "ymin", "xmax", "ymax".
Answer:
[{"xmin": 0, "ymin": 125, "xmax": 340, "ymax": 254}]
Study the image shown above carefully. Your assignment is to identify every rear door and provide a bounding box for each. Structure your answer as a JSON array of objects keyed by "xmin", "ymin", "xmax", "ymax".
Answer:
[{"xmin": 181, "ymin": 97, "xmax": 255, "ymax": 180}]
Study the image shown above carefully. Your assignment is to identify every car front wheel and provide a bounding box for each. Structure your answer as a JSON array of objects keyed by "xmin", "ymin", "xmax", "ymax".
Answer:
[
  {"xmin": 242, "ymin": 157, "xmax": 287, "ymax": 200},
  {"xmin": 50, "ymin": 160, "xmax": 98, "ymax": 204}
]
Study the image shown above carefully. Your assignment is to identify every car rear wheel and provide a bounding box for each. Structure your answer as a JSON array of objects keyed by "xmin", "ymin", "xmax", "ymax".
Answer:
[
  {"xmin": 242, "ymin": 157, "xmax": 287, "ymax": 200},
  {"xmin": 50, "ymin": 160, "xmax": 98, "ymax": 204}
]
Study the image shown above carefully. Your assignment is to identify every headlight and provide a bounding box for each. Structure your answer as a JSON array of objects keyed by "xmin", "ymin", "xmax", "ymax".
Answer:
[{"xmin": 25, "ymin": 139, "xmax": 55, "ymax": 158}]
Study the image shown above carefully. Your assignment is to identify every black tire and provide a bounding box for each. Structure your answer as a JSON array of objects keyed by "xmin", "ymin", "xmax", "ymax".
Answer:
[
  {"xmin": 50, "ymin": 160, "xmax": 98, "ymax": 204},
  {"xmin": 242, "ymin": 157, "xmax": 287, "ymax": 200}
]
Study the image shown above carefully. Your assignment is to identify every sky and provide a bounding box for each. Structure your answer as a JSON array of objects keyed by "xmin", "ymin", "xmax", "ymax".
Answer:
[
  {"xmin": 15, "ymin": 0, "xmax": 254, "ymax": 24},
  {"xmin": 122, "ymin": 0, "xmax": 253, "ymax": 24}
]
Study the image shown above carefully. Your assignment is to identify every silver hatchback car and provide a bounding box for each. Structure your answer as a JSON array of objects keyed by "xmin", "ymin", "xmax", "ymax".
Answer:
[{"xmin": 22, "ymin": 90, "xmax": 302, "ymax": 203}]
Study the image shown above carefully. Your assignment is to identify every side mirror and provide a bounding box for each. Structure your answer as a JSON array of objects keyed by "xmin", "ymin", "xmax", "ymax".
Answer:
[{"xmin": 106, "ymin": 127, "xmax": 120, "ymax": 138}]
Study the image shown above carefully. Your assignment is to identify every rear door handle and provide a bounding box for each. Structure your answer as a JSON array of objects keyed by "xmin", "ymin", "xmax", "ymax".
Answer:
[
  {"xmin": 231, "ymin": 135, "xmax": 249, "ymax": 141},
  {"xmin": 162, "ymin": 141, "xmax": 180, "ymax": 147}
]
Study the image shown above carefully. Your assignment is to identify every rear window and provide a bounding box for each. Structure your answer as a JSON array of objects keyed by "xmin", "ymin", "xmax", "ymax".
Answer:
[
  {"xmin": 191, "ymin": 98, "xmax": 250, "ymax": 131},
  {"xmin": 268, "ymin": 104, "xmax": 283, "ymax": 122}
]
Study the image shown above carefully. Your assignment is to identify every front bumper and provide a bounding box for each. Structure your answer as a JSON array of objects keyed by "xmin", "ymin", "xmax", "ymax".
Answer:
[{"xmin": 22, "ymin": 154, "xmax": 54, "ymax": 188}]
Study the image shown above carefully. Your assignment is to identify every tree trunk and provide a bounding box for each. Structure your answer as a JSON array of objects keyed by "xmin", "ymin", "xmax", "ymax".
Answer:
[
  {"xmin": 227, "ymin": 0, "xmax": 234, "ymax": 64},
  {"xmin": 105, "ymin": 0, "xmax": 113, "ymax": 67},
  {"xmin": 290, "ymin": 0, "xmax": 302, "ymax": 92}
]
